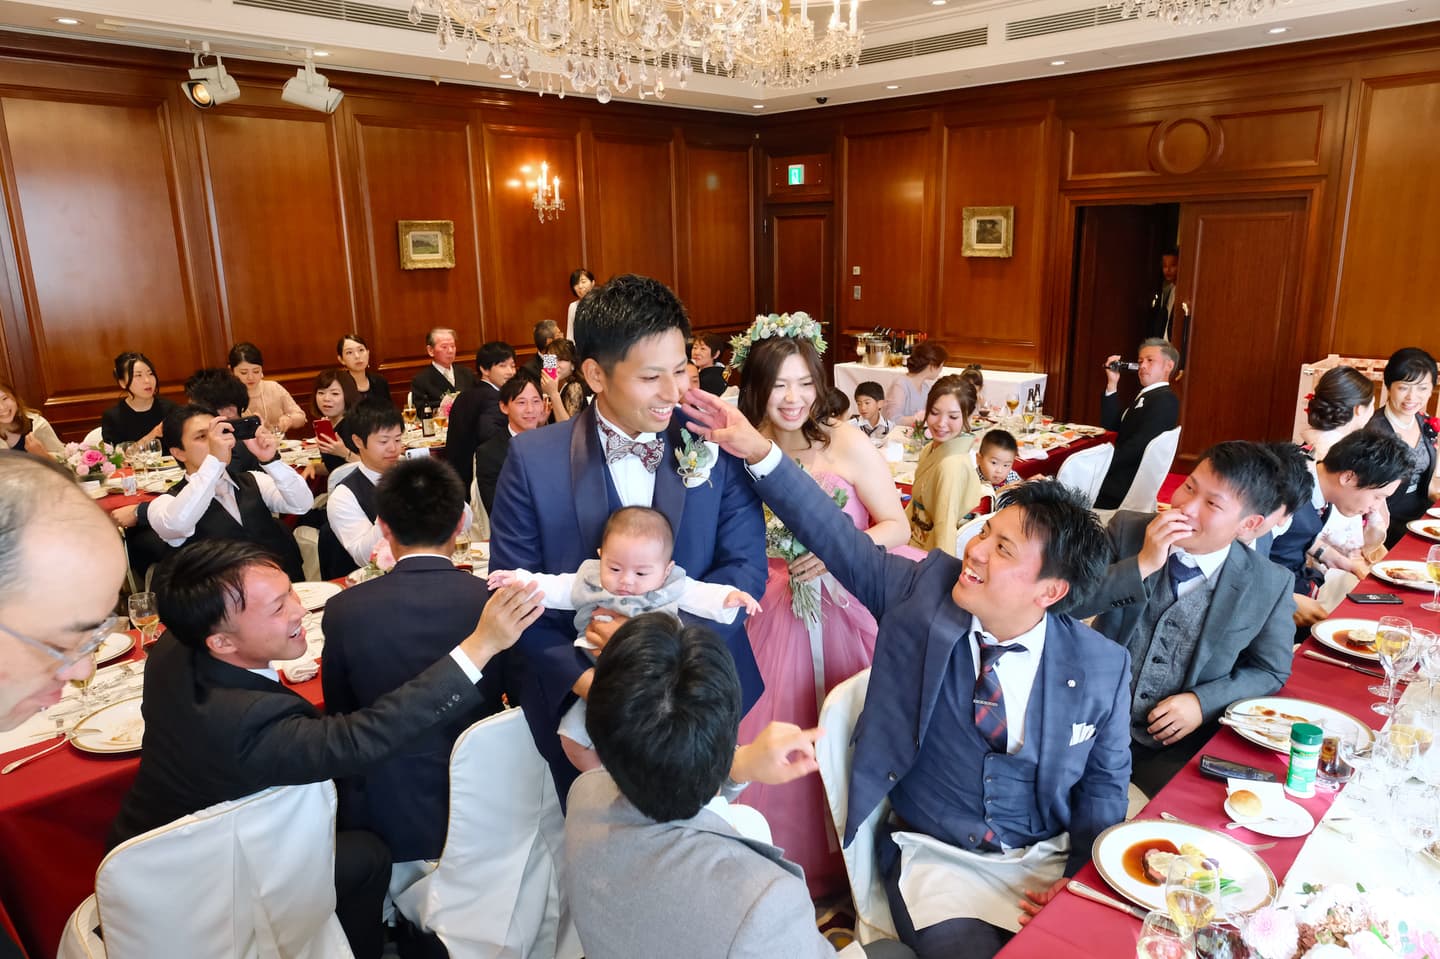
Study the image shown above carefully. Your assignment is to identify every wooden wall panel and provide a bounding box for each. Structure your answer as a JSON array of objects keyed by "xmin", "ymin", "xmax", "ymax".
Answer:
[
  {"xmin": 0, "ymin": 95, "xmax": 199, "ymax": 400},
  {"xmin": 771, "ymin": 211, "xmax": 830, "ymax": 319},
  {"xmin": 354, "ymin": 110, "xmax": 482, "ymax": 366},
  {"xmin": 937, "ymin": 117, "xmax": 1050, "ymax": 369},
  {"xmin": 591, "ymin": 134, "xmax": 676, "ymax": 285},
  {"xmin": 1331, "ymin": 75, "xmax": 1440, "ymax": 355},
  {"xmin": 200, "ymin": 111, "xmax": 353, "ymax": 374},
  {"xmin": 480, "ymin": 123, "xmax": 584, "ymax": 345},
  {"xmin": 839, "ymin": 126, "xmax": 931, "ymax": 331},
  {"xmin": 681, "ymin": 144, "xmax": 753, "ymax": 328}
]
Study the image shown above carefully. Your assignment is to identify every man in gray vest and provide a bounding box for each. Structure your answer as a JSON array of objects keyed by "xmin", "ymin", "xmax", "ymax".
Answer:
[{"xmin": 1073, "ymin": 441, "xmax": 1295, "ymax": 795}]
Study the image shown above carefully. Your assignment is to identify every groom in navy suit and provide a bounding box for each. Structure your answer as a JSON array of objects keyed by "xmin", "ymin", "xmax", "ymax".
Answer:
[
  {"xmin": 490, "ymin": 274, "xmax": 767, "ymax": 797},
  {"xmin": 685, "ymin": 389, "xmax": 1132, "ymax": 959}
]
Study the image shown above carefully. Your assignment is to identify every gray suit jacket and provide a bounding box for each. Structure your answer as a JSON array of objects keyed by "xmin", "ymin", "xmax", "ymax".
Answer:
[
  {"xmin": 1073, "ymin": 511, "xmax": 1295, "ymax": 722},
  {"xmin": 563, "ymin": 770, "xmax": 837, "ymax": 959}
]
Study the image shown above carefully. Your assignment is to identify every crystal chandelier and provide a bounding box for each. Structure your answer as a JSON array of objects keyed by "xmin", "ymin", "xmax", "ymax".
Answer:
[
  {"xmin": 409, "ymin": 0, "xmax": 861, "ymax": 99},
  {"xmin": 1108, "ymin": 0, "xmax": 1277, "ymax": 25},
  {"xmin": 531, "ymin": 161, "xmax": 565, "ymax": 222}
]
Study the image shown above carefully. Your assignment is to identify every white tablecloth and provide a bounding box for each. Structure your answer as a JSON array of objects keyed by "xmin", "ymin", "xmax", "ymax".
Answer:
[{"xmin": 832, "ymin": 362, "xmax": 1047, "ymax": 418}]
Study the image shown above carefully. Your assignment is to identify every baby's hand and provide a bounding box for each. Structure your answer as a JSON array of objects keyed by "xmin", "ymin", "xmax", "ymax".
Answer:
[
  {"xmin": 725, "ymin": 590, "xmax": 762, "ymax": 615},
  {"xmin": 486, "ymin": 570, "xmax": 517, "ymax": 589}
]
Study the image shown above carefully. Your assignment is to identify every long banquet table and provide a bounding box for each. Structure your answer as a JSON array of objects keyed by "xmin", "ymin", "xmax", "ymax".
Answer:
[{"xmin": 996, "ymin": 530, "xmax": 1440, "ymax": 958}]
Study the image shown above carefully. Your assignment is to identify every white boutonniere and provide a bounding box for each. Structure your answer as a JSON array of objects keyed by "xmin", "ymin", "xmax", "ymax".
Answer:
[
  {"xmin": 1134, "ymin": 396, "xmax": 1146, "ymax": 409},
  {"xmin": 675, "ymin": 428, "xmax": 717, "ymax": 488}
]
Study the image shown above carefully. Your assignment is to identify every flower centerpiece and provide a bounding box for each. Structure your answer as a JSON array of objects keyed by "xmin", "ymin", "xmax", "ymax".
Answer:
[
  {"xmin": 764, "ymin": 466, "xmax": 847, "ymax": 626},
  {"xmin": 63, "ymin": 441, "xmax": 126, "ymax": 480},
  {"xmin": 354, "ymin": 538, "xmax": 397, "ymax": 582},
  {"xmin": 1241, "ymin": 884, "xmax": 1439, "ymax": 959},
  {"xmin": 438, "ymin": 391, "xmax": 459, "ymax": 421}
]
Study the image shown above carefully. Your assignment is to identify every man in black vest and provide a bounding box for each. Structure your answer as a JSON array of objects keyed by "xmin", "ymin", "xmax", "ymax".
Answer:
[
  {"xmin": 321, "ymin": 402, "xmax": 404, "ymax": 578},
  {"xmin": 146, "ymin": 404, "xmax": 313, "ymax": 581}
]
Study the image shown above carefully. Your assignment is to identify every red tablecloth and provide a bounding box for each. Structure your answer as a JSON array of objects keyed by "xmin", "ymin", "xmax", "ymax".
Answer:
[
  {"xmin": 1012, "ymin": 431, "xmax": 1116, "ymax": 481},
  {"xmin": 0, "ymin": 639, "xmax": 324, "ymax": 959},
  {"xmin": 998, "ymin": 532, "xmax": 1439, "ymax": 957}
]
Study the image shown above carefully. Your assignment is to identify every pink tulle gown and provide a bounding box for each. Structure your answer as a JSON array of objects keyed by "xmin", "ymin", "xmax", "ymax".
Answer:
[{"xmin": 735, "ymin": 471, "xmax": 880, "ymax": 898}]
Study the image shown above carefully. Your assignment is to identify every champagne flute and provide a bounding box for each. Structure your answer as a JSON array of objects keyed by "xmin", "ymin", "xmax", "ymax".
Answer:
[
  {"xmin": 1389, "ymin": 782, "xmax": 1440, "ymax": 893},
  {"xmin": 1391, "ymin": 700, "xmax": 1438, "ymax": 784},
  {"xmin": 1424, "ymin": 545, "xmax": 1440, "ymax": 613},
  {"xmin": 128, "ymin": 591, "xmax": 160, "ymax": 650},
  {"xmin": 1135, "ymin": 910, "xmax": 1189, "ymax": 959},
  {"xmin": 402, "ymin": 403, "xmax": 418, "ymax": 429},
  {"xmin": 1164, "ymin": 854, "xmax": 1221, "ymax": 949},
  {"xmin": 69, "ymin": 653, "xmax": 98, "ymax": 710},
  {"xmin": 1373, "ymin": 616, "xmax": 1412, "ymax": 713}
]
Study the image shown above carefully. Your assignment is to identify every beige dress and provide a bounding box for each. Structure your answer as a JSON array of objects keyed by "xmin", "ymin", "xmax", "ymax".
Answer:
[{"xmin": 906, "ymin": 434, "xmax": 981, "ymax": 556}]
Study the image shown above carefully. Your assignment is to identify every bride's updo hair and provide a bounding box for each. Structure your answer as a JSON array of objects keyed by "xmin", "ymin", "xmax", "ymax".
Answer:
[
  {"xmin": 737, "ymin": 335, "xmax": 829, "ymax": 448},
  {"xmin": 1307, "ymin": 366, "xmax": 1373, "ymax": 432}
]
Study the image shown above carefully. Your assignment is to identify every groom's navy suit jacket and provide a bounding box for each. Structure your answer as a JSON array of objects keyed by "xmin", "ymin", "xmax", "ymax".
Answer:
[
  {"xmin": 490, "ymin": 403, "xmax": 767, "ymax": 797},
  {"xmin": 754, "ymin": 456, "xmax": 1132, "ymax": 875}
]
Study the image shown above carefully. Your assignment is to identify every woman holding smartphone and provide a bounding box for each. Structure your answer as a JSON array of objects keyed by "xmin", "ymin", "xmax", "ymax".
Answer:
[{"xmin": 312, "ymin": 369, "xmax": 359, "ymax": 473}]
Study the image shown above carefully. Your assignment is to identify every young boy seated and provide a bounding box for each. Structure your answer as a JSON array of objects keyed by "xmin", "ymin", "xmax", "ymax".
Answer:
[
  {"xmin": 488, "ymin": 506, "xmax": 760, "ymax": 771},
  {"xmin": 964, "ymin": 429, "xmax": 1022, "ymax": 519},
  {"xmin": 848, "ymin": 380, "xmax": 892, "ymax": 445}
]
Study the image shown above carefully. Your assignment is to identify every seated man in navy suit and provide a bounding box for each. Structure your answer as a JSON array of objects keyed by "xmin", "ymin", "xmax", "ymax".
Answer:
[
  {"xmin": 684, "ymin": 389, "xmax": 1131, "ymax": 959},
  {"xmin": 1071, "ymin": 442, "xmax": 1296, "ymax": 795}
]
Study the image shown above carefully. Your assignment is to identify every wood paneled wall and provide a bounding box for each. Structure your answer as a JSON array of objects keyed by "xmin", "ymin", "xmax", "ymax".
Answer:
[{"xmin": 0, "ymin": 35, "xmax": 755, "ymax": 435}]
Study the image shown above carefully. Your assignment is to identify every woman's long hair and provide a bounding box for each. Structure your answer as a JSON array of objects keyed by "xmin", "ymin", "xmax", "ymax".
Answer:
[{"xmin": 737, "ymin": 336, "xmax": 829, "ymax": 449}]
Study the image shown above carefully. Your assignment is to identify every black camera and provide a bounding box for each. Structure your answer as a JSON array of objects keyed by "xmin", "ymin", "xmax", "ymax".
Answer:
[
  {"xmin": 1107, "ymin": 360, "xmax": 1140, "ymax": 373},
  {"xmin": 227, "ymin": 415, "xmax": 262, "ymax": 441},
  {"xmin": 815, "ymin": 96, "xmax": 828, "ymax": 104}
]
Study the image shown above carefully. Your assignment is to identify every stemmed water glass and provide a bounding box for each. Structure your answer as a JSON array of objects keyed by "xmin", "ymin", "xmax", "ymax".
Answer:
[
  {"xmin": 1164, "ymin": 854, "xmax": 1221, "ymax": 954},
  {"xmin": 1373, "ymin": 616, "xmax": 1413, "ymax": 714},
  {"xmin": 1424, "ymin": 545, "xmax": 1440, "ymax": 613},
  {"xmin": 127, "ymin": 591, "xmax": 160, "ymax": 650},
  {"xmin": 1389, "ymin": 782, "xmax": 1440, "ymax": 893},
  {"xmin": 1135, "ymin": 910, "xmax": 1188, "ymax": 959}
]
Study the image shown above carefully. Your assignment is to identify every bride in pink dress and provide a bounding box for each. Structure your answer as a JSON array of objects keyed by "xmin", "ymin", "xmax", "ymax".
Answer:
[{"xmin": 731, "ymin": 327, "xmax": 910, "ymax": 897}]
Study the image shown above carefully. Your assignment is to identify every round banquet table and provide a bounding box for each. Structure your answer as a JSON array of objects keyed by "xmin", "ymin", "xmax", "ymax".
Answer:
[{"xmin": 996, "ymin": 530, "xmax": 1440, "ymax": 958}]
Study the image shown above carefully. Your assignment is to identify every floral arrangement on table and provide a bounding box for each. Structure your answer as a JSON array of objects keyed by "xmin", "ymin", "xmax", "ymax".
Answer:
[
  {"xmin": 354, "ymin": 539, "xmax": 397, "ymax": 582},
  {"xmin": 763, "ymin": 466, "xmax": 847, "ymax": 626},
  {"xmin": 438, "ymin": 391, "xmax": 459, "ymax": 421},
  {"xmin": 64, "ymin": 441, "xmax": 126, "ymax": 480},
  {"xmin": 728, "ymin": 311, "xmax": 826, "ymax": 371},
  {"xmin": 1242, "ymin": 884, "xmax": 1439, "ymax": 959}
]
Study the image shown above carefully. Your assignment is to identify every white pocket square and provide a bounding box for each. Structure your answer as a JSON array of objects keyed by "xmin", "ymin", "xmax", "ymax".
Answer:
[{"xmin": 1069, "ymin": 723, "xmax": 1096, "ymax": 746}]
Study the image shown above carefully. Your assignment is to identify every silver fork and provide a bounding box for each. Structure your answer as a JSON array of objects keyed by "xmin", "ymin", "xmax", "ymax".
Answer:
[{"xmin": 1, "ymin": 728, "xmax": 102, "ymax": 775}]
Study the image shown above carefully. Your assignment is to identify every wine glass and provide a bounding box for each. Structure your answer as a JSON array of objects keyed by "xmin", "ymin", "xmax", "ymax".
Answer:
[
  {"xmin": 69, "ymin": 653, "xmax": 98, "ymax": 710},
  {"xmin": 1164, "ymin": 854, "xmax": 1221, "ymax": 951},
  {"xmin": 128, "ymin": 592, "xmax": 160, "ymax": 650},
  {"xmin": 1373, "ymin": 616, "xmax": 1412, "ymax": 713},
  {"xmin": 1389, "ymin": 782, "xmax": 1440, "ymax": 893},
  {"xmin": 1424, "ymin": 545, "xmax": 1440, "ymax": 613},
  {"xmin": 402, "ymin": 404, "xmax": 418, "ymax": 429},
  {"xmin": 1135, "ymin": 910, "xmax": 1189, "ymax": 959},
  {"xmin": 1390, "ymin": 701, "xmax": 1438, "ymax": 785}
]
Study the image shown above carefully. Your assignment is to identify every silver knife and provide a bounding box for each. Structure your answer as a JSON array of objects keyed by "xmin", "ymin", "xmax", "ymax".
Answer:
[
  {"xmin": 1303, "ymin": 649, "xmax": 1385, "ymax": 680},
  {"xmin": 1066, "ymin": 880, "xmax": 1149, "ymax": 921}
]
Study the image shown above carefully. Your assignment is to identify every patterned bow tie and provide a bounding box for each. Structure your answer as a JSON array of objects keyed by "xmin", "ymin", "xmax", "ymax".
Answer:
[{"xmin": 599, "ymin": 420, "xmax": 664, "ymax": 473}]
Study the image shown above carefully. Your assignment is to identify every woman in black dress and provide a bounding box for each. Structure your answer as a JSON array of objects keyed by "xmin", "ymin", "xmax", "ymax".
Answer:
[
  {"xmin": 1366, "ymin": 347, "xmax": 1438, "ymax": 547},
  {"xmin": 100, "ymin": 351, "xmax": 177, "ymax": 446},
  {"xmin": 337, "ymin": 334, "xmax": 391, "ymax": 406},
  {"xmin": 312, "ymin": 369, "xmax": 360, "ymax": 474}
]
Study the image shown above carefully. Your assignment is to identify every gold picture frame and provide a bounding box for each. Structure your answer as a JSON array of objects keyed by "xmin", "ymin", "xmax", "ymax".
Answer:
[
  {"xmin": 398, "ymin": 220, "xmax": 456, "ymax": 270},
  {"xmin": 960, "ymin": 206, "xmax": 1014, "ymax": 258}
]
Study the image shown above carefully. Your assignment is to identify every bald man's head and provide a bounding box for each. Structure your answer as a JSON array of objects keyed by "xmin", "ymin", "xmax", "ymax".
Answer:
[{"xmin": 0, "ymin": 454, "xmax": 127, "ymax": 729}]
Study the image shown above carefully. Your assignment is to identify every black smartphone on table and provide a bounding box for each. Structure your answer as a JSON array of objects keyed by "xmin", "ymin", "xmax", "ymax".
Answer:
[{"xmin": 1347, "ymin": 592, "xmax": 1404, "ymax": 605}]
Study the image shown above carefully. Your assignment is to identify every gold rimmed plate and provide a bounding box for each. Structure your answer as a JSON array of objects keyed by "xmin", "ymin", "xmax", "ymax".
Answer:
[
  {"xmin": 1091, "ymin": 819, "xmax": 1277, "ymax": 916},
  {"xmin": 1405, "ymin": 520, "xmax": 1440, "ymax": 543},
  {"xmin": 1372, "ymin": 561, "xmax": 1435, "ymax": 591},
  {"xmin": 71, "ymin": 696, "xmax": 144, "ymax": 755},
  {"xmin": 1310, "ymin": 618, "xmax": 1380, "ymax": 663},
  {"xmin": 93, "ymin": 632, "xmax": 135, "ymax": 666},
  {"xmin": 1224, "ymin": 697, "xmax": 1374, "ymax": 754}
]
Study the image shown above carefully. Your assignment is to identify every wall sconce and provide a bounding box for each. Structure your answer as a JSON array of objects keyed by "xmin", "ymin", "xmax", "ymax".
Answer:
[{"xmin": 532, "ymin": 161, "xmax": 564, "ymax": 223}]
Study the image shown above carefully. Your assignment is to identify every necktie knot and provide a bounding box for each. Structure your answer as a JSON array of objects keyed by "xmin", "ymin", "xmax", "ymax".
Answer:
[
  {"xmin": 976, "ymin": 634, "xmax": 1026, "ymax": 673},
  {"xmin": 598, "ymin": 420, "xmax": 664, "ymax": 473},
  {"xmin": 973, "ymin": 631, "xmax": 1025, "ymax": 755}
]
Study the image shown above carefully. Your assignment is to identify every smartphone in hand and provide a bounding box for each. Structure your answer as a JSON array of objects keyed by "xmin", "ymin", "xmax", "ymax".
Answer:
[
  {"xmin": 541, "ymin": 354, "xmax": 558, "ymax": 380},
  {"xmin": 314, "ymin": 419, "xmax": 339, "ymax": 442}
]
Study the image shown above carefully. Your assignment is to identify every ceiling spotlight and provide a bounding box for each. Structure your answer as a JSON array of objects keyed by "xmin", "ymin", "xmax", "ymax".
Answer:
[
  {"xmin": 886, "ymin": 84, "xmax": 901, "ymax": 90},
  {"xmin": 282, "ymin": 57, "xmax": 343, "ymax": 114},
  {"xmin": 752, "ymin": 103, "xmax": 765, "ymax": 109},
  {"xmin": 181, "ymin": 43, "xmax": 240, "ymax": 109},
  {"xmin": 54, "ymin": 17, "xmax": 80, "ymax": 25},
  {"xmin": 1267, "ymin": 26, "xmax": 1288, "ymax": 33},
  {"xmin": 313, "ymin": 49, "xmax": 331, "ymax": 57},
  {"xmin": 1050, "ymin": 59, "xmax": 1068, "ymax": 66},
  {"xmin": 930, "ymin": 1, "xmax": 947, "ymax": 6}
]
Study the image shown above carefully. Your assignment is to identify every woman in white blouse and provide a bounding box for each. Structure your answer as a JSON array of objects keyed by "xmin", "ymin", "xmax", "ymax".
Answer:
[{"xmin": 0, "ymin": 376, "xmax": 63, "ymax": 455}]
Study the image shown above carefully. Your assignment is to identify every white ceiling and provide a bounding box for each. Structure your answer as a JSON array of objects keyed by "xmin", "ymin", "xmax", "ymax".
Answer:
[{"xmin": 1, "ymin": 0, "xmax": 1436, "ymax": 113}]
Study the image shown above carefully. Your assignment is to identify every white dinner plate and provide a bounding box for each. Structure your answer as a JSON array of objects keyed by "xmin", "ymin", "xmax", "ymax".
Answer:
[
  {"xmin": 93, "ymin": 632, "xmax": 135, "ymax": 666},
  {"xmin": 1224, "ymin": 697, "xmax": 1374, "ymax": 755},
  {"xmin": 1405, "ymin": 520, "xmax": 1440, "ymax": 543},
  {"xmin": 293, "ymin": 581, "xmax": 343, "ymax": 611},
  {"xmin": 1223, "ymin": 795, "xmax": 1315, "ymax": 839},
  {"xmin": 1310, "ymin": 618, "xmax": 1381, "ymax": 663},
  {"xmin": 1091, "ymin": 819, "xmax": 1277, "ymax": 916},
  {"xmin": 72, "ymin": 696, "xmax": 144, "ymax": 755},
  {"xmin": 1427, "ymin": 506, "xmax": 1440, "ymax": 519},
  {"xmin": 1372, "ymin": 561, "xmax": 1436, "ymax": 591}
]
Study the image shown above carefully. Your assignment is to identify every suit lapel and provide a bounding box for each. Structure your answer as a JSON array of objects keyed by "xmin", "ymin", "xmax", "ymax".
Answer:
[
  {"xmin": 652, "ymin": 423, "xmax": 687, "ymax": 536},
  {"xmin": 1034, "ymin": 618, "xmax": 1087, "ymax": 810},
  {"xmin": 194, "ymin": 649, "xmax": 311, "ymax": 704},
  {"xmin": 570, "ymin": 405, "xmax": 613, "ymax": 549},
  {"xmin": 1186, "ymin": 543, "xmax": 1248, "ymax": 687},
  {"xmin": 918, "ymin": 603, "xmax": 972, "ymax": 739}
]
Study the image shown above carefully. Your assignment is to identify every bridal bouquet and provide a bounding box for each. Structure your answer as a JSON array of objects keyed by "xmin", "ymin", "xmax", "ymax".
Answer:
[{"xmin": 764, "ymin": 467, "xmax": 847, "ymax": 626}]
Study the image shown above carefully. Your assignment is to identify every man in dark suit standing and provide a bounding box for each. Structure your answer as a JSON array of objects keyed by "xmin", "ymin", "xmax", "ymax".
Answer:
[
  {"xmin": 1071, "ymin": 442, "xmax": 1295, "ymax": 795},
  {"xmin": 683, "ymin": 388, "xmax": 1130, "ymax": 959},
  {"xmin": 323, "ymin": 457, "xmax": 520, "ymax": 874},
  {"xmin": 1145, "ymin": 248, "xmax": 1180, "ymax": 342},
  {"xmin": 1094, "ymin": 338, "xmax": 1181, "ymax": 510},
  {"xmin": 444, "ymin": 341, "xmax": 517, "ymax": 495},
  {"xmin": 474, "ymin": 373, "xmax": 547, "ymax": 514},
  {"xmin": 490, "ymin": 274, "xmax": 767, "ymax": 801},
  {"xmin": 109, "ymin": 539, "xmax": 542, "ymax": 959},
  {"xmin": 409, "ymin": 328, "xmax": 476, "ymax": 412}
]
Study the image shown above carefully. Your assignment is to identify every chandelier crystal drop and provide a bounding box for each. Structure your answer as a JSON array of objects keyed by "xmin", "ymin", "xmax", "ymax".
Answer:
[
  {"xmin": 409, "ymin": 0, "xmax": 862, "ymax": 98},
  {"xmin": 1108, "ymin": 0, "xmax": 1278, "ymax": 25}
]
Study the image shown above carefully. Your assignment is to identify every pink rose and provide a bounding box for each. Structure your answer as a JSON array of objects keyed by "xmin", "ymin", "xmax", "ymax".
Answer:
[
  {"xmin": 81, "ymin": 448, "xmax": 105, "ymax": 467},
  {"xmin": 99, "ymin": 461, "xmax": 116, "ymax": 477},
  {"xmin": 369, "ymin": 539, "xmax": 396, "ymax": 572}
]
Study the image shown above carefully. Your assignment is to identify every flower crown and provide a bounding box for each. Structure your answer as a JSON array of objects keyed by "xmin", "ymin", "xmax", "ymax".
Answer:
[{"xmin": 728, "ymin": 312, "xmax": 827, "ymax": 371}]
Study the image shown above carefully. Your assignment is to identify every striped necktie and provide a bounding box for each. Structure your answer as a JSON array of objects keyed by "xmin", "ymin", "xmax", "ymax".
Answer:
[{"xmin": 973, "ymin": 633, "xmax": 1026, "ymax": 754}]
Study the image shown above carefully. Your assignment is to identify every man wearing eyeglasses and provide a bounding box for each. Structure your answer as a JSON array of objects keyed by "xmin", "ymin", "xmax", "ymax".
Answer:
[{"xmin": 0, "ymin": 454, "xmax": 127, "ymax": 731}]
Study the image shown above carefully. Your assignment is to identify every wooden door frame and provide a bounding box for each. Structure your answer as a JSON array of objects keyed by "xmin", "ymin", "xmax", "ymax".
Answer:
[{"xmin": 1044, "ymin": 180, "xmax": 1331, "ymax": 424}]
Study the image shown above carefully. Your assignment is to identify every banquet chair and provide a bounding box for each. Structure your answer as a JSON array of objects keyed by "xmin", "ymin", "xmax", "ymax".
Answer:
[
  {"xmin": 1095, "ymin": 427, "xmax": 1181, "ymax": 525},
  {"xmin": 82, "ymin": 426, "xmax": 103, "ymax": 447},
  {"xmin": 1054, "ymin": 442, "xmax": 1115, "ymax": 508},
  {"xmin": 955, "ymin": 513, "xmax": 988, "ymax": 558},
  {"xmin": 57, "ymin": 782, "xmax": 351, "ymax": 959},
  {"xmin": 817, "ymin": 669, "xmax": 898, "ymax": 945},
  {"xmin": 393, "ymin": 708, "xmax": 581, "ymax": 959}
]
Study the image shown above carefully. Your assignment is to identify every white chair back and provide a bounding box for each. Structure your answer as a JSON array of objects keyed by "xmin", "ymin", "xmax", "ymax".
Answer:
[
  {"xmin": 468, "ymin": 474, "xmax": 491, "ymax": 542},
  {"xmin": 59, "ymin": 782, "xmax": 351, "ymax": 959},
  {"xmin": 82, "ymin": 426, "xmax": 103, "ymax": 447},
  {"xmin": 955, "ymin": 513, "xmax": 988, "ymax": 558},
  {"xmin": 816, "ymin": 669, "xmax": 897, "ymax": 945},
  {"xmin": 326, "ymin": 461, "xmax": 361, "ymax": 494},
  {"xmin": 1116, "ymin": 427, "xmax": 1181, "ymax": 514},
  {"xmin": 394, "ymin": 708, "xmax": 580, "ymax": 959},
  {"xmin": 1055, "ymin": 442, "xmax": 1115, "ymax": 508}
]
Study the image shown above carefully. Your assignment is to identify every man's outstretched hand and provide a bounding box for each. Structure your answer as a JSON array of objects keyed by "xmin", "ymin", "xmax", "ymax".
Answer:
[{"xmin": 681, "ymin": 389, "xmax": 773, "ymax": 465}]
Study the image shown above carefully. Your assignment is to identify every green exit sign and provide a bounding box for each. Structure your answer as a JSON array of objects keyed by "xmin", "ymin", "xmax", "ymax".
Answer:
[{"xmin": 787, "ymin": 164, "xmax": 805, "ymax": 185}]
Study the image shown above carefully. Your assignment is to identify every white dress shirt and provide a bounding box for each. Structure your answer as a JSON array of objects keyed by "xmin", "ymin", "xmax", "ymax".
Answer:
[
  {"xmin": 147, "ymin": 455, "xmax": 315, "ymax": 547},
  {"xmin": 968, "ymin": 616, "xmax": 1047, "ymax": 754},
  {"xmin": 595, "ymin": 407, "xmax": 659, "ymax": 507},
  {"xmin": 326, "ymin": 463, "xmax": 385, "ymax": 566},
  {"xmin": 1166, "ymin": 543, "xmax": 1229, "ymax": 599}
]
